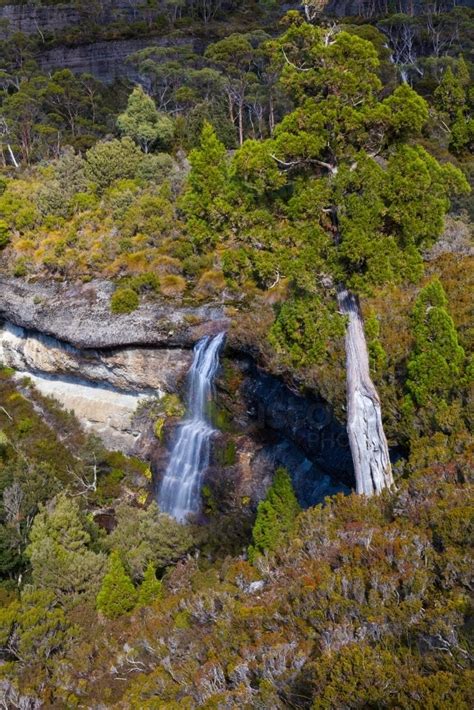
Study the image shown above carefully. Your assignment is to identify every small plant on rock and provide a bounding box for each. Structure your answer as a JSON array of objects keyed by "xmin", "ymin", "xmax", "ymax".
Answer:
[{"xmin": 110, "ymin": 287, "xmax": 139, "ymax": 314}]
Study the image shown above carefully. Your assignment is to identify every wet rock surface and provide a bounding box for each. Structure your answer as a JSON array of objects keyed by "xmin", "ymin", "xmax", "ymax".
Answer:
[{"xmin": 209, "ymin": 358, "xmax": 353, "ymax": 510}]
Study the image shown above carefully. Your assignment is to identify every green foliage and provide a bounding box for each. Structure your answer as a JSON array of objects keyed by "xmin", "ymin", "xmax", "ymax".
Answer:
[
  {"xmin": 96, "ymin": 550, "xmax": 137, "ymax": 619},
  {"xmin": 136, "ymin": 152, "xmax": 175, "ymax": 183},
  {"xmin": 406, "ymin": 279, "xmax": 466, "ymax": 409},
  {"xmin": 269, "ymin": 296, "xmax": 344, "ymax": 368},
  {"xmin": 137, "ymin": 562, "xmax": 163, "ymax": 607},
  {"xmin": 117, "ymin": 85, "xmax": 174, "ymax": 153},
  {"xmin": 434, "ymin": 66, "xmax": 466, "ymax": 120},
  {"xmin": 110, "ymin": 287, "xmax": 139, "ymax": 314},
  {"xmin": 310, "ymin": 643, "xmax": 473, "ymax": 710},
  {"xmin": 0, "ymin": 220, "xmax": 11, "ymax": 249},
  {"xmin": 106, "ymin": 502, "xmax": 194, "ymax": 579},
  {"xmin": 365, "ymin": 311, "xmax": 387, "ymax": 374},
  {"xmin": 150, "ymin": 394, "xmax": 185, "ymax": 441},
  {"xmin": 383, "ymin": 145, "xmax": 469, "ymax": 251},
  {"xmin": 249, "ymin": 467, "xmax": 300, "ymax": 561},
  {"xmin": 154, "ymin": 418, "xmax": 165, "ymax": 441},
  {"xmin": 161, "ymin": 394, "xmax": 186, "ymax": 418},
  {"xmin": 0, "ymin": 430, "xmax": 9, "ymax": 455},
  {"xmin": 174, "ymin": 609, "xmax": 191, "ymax": 629},
  {"xmin": 124, "ymin": 272, "xmax": 160, "ymax": 295},
  {"xmin": 179, "ymin": 122, "xmax": 232, "ymax": 249},
  {"xmin": 433, "ymin": 58, "xmax": 473, "ymax": 154},
  {"xmin": 0, "ymin": 589, "xmax": 77, "ymax": 666},
  {"xmin": 85, "ymin": 138, "xmax": 142, "ymax": 192},
  {"xmin": 26, "ymin": 493, "xmax": 105, "ymax": 605}
]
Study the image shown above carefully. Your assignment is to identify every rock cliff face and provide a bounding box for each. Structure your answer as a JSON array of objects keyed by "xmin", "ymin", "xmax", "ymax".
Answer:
[
  {"xmin": 37, "ymin": 36, "xmax": 200, "ymax": 85},
  {"xmin": 0, "ymin": 320, "xmax": 192, "ymax": 451},
  {"xmin": 0, "ymin": 1, "xmax": 161, "ymax": 40},
  {"xmin": 205, "ymin": 359, "xmax": 352, "ymax": 509},
  {"xmin": 0, "ymin": 1, "xmax": 201, "ymax": 82},
  {"xmin": 0, "ymin": 277, "xmax": 229, "ymax": 350},
  {"xmin": 0, "ymin": 277, "xmax": 353, "ymax": 506},
  {"xmin": 1, "ymin": 1, "xmax": 466, "ymax": 82},
  {"xmin": 0, "ymin": 277, "xmax": 223, "ymax": 450},
  {"xmin": 0, "ymin": 322, "xmax": 191, "ymax": 393}
]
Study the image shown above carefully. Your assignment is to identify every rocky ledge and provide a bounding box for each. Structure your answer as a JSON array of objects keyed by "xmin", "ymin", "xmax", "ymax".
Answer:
[
  {"xmin": 0, "ymin": 278, "xmax": 230, "ymax": 350},
  {"xmin": 0, "ymin": 277, "xmax": 228, "ymax": 451}
]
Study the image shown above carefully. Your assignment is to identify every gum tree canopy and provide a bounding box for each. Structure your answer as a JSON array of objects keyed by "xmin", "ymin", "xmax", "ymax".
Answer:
[{"xmin": 226, "ymin": 14, "xmax": 469, "ymax": 496}]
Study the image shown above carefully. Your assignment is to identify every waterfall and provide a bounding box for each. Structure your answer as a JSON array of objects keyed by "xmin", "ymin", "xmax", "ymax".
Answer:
[{"xmin": 158, "ymin": 332, "xmax": 225, "ymax": 522}]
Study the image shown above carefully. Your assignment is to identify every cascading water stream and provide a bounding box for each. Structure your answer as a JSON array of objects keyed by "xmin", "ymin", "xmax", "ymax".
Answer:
[{"xmin": 158, "ymin": 332, "xmax": 225, "ymax": 522}]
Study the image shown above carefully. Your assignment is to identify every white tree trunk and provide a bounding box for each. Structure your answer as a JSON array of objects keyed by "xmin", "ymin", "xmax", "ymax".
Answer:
[
  {"xmin": 337, "ymin": 288, "xmax": 393, "ymax": 496},
  {"xmin": 7, "ymin": 144, "xmax": 19, "ymax": 169}
]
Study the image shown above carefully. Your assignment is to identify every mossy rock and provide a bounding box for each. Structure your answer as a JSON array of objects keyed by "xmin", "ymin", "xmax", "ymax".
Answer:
[
  {"xmin": 216, "ymin": 440, "xmax": 237, "ymax": 466},
  {"xmin": 154, "ymin": 417, "xmax": 165, "ymax": 441},
  {"xmin": 161, "ymin": 393, "xmax": 185, "ymax": 418}
]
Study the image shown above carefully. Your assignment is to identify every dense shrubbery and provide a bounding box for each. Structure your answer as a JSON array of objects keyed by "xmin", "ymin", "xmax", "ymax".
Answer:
[{"xmin": 1, "ymin": 457, "xmax": 470, "ymax": 707}]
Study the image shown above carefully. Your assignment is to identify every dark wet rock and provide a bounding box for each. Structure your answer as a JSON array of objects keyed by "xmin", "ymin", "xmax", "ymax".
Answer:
[{"xmin": 209, "ymin": 358, "xmax": 353, "ymax": 509}]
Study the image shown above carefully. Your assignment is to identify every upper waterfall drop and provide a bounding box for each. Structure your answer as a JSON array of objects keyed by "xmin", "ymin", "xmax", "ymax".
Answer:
[{"xmin": 158, "ymin": 332, "xmax": 226, "ymax": 522}]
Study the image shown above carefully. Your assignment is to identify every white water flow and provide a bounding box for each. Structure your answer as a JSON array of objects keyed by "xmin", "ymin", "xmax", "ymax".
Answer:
[{"xmin": 158, "ymin": 332, "xmax": 225, "ymax": 522}]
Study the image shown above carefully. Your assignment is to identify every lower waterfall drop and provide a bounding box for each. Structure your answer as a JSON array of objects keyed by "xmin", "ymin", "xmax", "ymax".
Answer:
[{"xmin": 158, "ymin": 332, "xmax": 225, "ymax": 522}]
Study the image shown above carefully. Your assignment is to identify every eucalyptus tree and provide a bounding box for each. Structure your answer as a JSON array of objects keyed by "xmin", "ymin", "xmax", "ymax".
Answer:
[
  {"xmin": 117, "ymin": 85, "xmax": 174, "ymax": 153},
  {"xmin": 205, "ymin": 32, "xmax": 269, "ymax": 145}
]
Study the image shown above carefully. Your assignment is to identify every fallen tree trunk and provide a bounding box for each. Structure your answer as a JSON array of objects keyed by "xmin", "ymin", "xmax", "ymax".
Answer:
[{"xmin": 337, "ymin": 287, "xmax": 393, "ymax": 496}]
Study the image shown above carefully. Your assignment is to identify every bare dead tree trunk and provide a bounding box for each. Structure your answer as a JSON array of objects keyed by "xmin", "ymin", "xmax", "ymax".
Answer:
[
  {"xmin": 337, "ymin": 287, "xmax": 393, "ymax": 496},
  {"xmin": 7, "ymin": 143, "xmax": 19, "ymax": 169}
]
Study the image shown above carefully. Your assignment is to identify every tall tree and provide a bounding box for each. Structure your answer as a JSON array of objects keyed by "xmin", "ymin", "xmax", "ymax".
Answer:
[
  {"xmin": 26, "ymin": 493, "xmax": 105, "ymax": 605},
  {"xmin": 227, "ymin": 15, "xmax": 469, "ymax": 495},
  {"xmin": 179, "ymin": 122, "xmax": 233, "ymax": 249},
  {"xmin": 205, "ymin": 33, "xmax": 262, "ymax": 145},
  {"xmin": 249, "ymin": 467, "xmax": 300, "ymax": 561},
  {"xmin": 96, "ymin": 550, "xmax": 137, "ymax": 619},
  {"xmin": 106, "ymin": 501, "xmax": 193, "ymax": 580},
  {"xmin": 117, "ymin": 85, "xmax": 174, "ymax": 153},
  {"xmin": 405, "ymin": 279, "xmax": 466, "ymax": 413}
]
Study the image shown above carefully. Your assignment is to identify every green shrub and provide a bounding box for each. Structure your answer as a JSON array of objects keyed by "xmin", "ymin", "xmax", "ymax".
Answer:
[
  {"xmin": 160, "ymin": 274, "xmax": 187, "ymax": 297},
  {"xmin": 154, "ymin": 418, "xmax": 165, "ymax": 441},
  {"xmin": 71, "ymin": 192, "xmax": 99, "ymax": 212},
  {"xmin": 126, "ymin": 272, "xmax": 160, "ymax": 294},
  {"xmin": 96, "ymin": 550, "xmax": 137, "ymax": 619},
  {"xmin": 0, "ymin": 220, "xmax": 10, "ymax": 249},
  {"xmin": 270, "ymin": 296, "xmax": 345, "ymax": 368},
  {"xmin": 174, "ymin": 610, "xmax": 191, "ymax": 629},
  {"xmin": 137, "ymin": 153, "xmax": 174, "ymax": 184},
  {"xmin": 17, "ymin": 418, "xmax": 34, "ymax": 435},
  {"xmin": 13, "ymin": 259, "xmax": 28, "ymax": 278},
  {"xmin": 161, "ymin": 394, "xmax": 185, "ymax": 418},
  {"xmin": 85, "ymin": 138, "xmax": 141, "ymax": 192},
  {"xmin": 137, "ymin": 562, "xmax": 163, "ymax": 607},
  {"xmin": 0, "ymin": 430, "xmax": 9, "ymax": 455},
  {"xmin": 110, "ymin": 288, "xmax": 139, "ymax": 314},
  {"xmin": 249, "ymin": 468, "xmax": 300, "ymax": 562}
]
